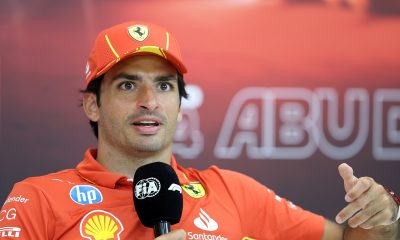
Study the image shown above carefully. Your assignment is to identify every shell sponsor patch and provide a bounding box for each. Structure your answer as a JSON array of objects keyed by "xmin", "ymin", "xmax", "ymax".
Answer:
[
  {"xmin": 80, "ymin": 210, "xmax": 124, "ymax": 240},
  {"xmin": 182, "ymin": 182, "xmax": 206, "ymax": 198}
]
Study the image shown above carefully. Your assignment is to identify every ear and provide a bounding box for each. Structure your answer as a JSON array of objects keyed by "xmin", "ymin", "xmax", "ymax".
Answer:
[
  {"xmin": 83, "ymin": 93, "xmax": 100, "ymax": 122},
  {"xmin": 177, "ymin": 108, "xmax": 183, "ymax": 122}
]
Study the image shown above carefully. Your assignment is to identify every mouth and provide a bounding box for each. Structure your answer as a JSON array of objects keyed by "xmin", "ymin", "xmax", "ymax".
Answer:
[
  {"xmin": 132, "ymin": 119, "xmax": 162, "ymax": 135},
  {"xmin": 132, "ymin": 120, "xmax": 160, "ymax": 127}
]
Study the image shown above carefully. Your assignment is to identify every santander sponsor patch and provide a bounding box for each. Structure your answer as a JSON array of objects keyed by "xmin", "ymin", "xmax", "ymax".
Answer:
[
  {"xmin": 194, "ymin": 208, "xmax": 218, "ymax": 231},
  {"xmin": 3, "ymin": 195, "xmax": 29, "ymax": 206},
  {"xmin": 188, "ymin": 232, "xmax": 228, "ymax": 240},
  {"xmin": 188, "ymin": 208, "xmax": 228, "ymax": 240}
]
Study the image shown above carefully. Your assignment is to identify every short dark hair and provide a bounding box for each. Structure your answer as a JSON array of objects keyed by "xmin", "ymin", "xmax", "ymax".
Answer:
[{"xmin": 81, "ymin": 72, "xmax": 188, "ymax": 138}]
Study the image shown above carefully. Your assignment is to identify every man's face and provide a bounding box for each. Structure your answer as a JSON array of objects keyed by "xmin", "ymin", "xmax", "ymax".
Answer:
[{"xmin": 87, "ymin": 55, "xmax": 182, "ymax": 154}]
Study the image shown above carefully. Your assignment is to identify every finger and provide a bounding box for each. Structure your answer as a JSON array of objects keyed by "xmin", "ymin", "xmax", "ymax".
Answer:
[
  {"xmin": 338, "ymin": 163, "xmax": 358, "ymax": 192},
  {"xmin": 155, "ymin": 229, "xmax": 186, "ymax": 240},
  {"xmin": 347, "ymin": 199, "xmax": 385, "ymax": 228},
  {"xmin": 345, "ymin": 177, "xmax": 373, "ymax": 202},
  {"xmin": 336, "ymin": 188, "xmax": 374, "ymax": 224},
  {"xmin": 336, "ymin": 200, "xmax": 363, "ymax": 224},
  {"xmin": 358, "ymin": 207, "xmax": 394, "ymax": 229},
  {"xmin": 336, "ymin": 183, "xmax": 389, "ymax": 225}
]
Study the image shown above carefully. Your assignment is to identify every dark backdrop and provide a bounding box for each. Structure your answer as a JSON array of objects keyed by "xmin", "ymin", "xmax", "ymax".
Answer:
[{"xmin": 1, "ymin": 0, "xmax": 400, "ymax": 221}]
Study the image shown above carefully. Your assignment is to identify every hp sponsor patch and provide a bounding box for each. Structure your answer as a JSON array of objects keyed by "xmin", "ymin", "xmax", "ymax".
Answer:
[{"xmin": 70, "ymin": 185, "xmax": 103, "ymax": 205}]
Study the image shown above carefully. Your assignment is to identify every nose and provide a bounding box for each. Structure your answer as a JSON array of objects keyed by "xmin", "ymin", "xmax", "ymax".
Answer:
[{"xmin": 136, "ymin": 84, "xmax": 159, "ymax": 111}]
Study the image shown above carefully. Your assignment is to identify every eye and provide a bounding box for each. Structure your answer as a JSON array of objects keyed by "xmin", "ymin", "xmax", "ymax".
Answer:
[
  {"xmin": 119, "ymin": 81, "xmax": 135, "ymax": 91},
  {"xmin": 158, "ymin": 82, "xmax": 172, "ymax": 91}
]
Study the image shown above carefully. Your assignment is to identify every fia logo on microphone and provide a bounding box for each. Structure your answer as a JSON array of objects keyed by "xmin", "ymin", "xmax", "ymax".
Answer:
[{"xmin": 134, "ymin": 177, "xmax": 161, "ymax": 199}]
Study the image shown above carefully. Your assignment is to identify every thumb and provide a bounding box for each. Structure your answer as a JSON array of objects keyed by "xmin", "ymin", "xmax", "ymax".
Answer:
[
  {"xmin": 338, "ymin": 163, "xmax": 358, "ymax": 192},
  {"xmin": 155, "ymin": 229, "xmax": 186, "ymax": 240}
]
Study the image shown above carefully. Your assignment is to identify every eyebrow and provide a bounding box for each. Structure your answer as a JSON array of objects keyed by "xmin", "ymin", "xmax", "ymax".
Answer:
[
  {"xmin": 111, "ymin": 73, "xmax": 139, "ymax": 81},
  {"xmin": 111, "ymin": 73, "xmax": 177, "ymax": 82}
]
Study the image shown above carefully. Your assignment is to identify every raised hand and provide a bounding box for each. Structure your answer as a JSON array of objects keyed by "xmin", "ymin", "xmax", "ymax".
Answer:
[{"xmin": 336, "ymin": 163, "xmax": 398, "ymax": 229}]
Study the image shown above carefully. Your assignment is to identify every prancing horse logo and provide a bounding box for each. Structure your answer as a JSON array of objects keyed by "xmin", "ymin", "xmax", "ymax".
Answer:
[
  {"xmin": 128, "ymin": 25, "xmax": 149, "ymax": 42},
  {"xmin": 182, "ymin": 182, "xmax": 206, "ymax": 198}
]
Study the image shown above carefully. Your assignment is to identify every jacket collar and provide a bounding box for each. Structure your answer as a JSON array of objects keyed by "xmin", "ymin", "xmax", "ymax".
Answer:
[{"xmin": 76, "ymin": 148, "xmax": 190, "ymax": 188}]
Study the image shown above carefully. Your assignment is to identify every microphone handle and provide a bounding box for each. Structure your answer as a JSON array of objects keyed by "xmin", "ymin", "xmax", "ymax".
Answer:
[{"xmin": 154, "ymin": 220, "xmax": 171, "ymax": 237}]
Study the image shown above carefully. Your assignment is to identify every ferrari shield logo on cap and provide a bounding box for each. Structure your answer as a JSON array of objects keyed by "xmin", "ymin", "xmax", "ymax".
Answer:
[
  {"xmin": 128, "ymin": 25, "xmax": 149, "ymax": 42},
  {"xmin": 182, "ymin": 182, "xmax": 206, "ymax": 198}
]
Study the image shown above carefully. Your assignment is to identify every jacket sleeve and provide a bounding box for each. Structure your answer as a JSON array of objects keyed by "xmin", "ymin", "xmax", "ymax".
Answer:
[
  {"xmin": 217, "ymin": 168, "xmax": 325, "ymax": 240},
  {"xmin": 0, "ymin": 181, "xmax": 55, "ymax": 239}
]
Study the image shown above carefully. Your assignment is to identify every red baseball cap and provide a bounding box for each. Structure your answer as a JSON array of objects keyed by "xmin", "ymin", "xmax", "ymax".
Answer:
[{"xmin": 85, "ymin": 21, "xmax": 187, "ymax": 85}]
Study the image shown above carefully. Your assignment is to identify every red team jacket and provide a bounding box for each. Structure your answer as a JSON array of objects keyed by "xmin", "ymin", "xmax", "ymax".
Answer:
[{"xmin": 0, "ymin": 149, "xmax": 324, "ymax": 239}]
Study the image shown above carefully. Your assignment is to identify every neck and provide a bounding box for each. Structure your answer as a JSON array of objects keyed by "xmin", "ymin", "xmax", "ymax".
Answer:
[{"xmin": 96, "ymin": 144, "xmax": 172, "ymax": 178}]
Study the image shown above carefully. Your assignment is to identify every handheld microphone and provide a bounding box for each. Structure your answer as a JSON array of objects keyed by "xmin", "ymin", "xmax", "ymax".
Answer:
[{"xmin": 133, "ymin": 162, "xmax": 183, "ymax": 237}]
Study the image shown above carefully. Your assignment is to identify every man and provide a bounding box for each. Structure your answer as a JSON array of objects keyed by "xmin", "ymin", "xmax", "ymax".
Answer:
[{"xmin": 0, "ymin": 21, "xmax": 399, "ymax": 240}]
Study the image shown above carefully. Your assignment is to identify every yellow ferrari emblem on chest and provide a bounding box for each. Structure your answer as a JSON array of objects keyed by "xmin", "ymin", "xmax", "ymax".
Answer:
[{"xmin": 182, "ymin": 182, "xmax": 206, "ymax": 198}]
